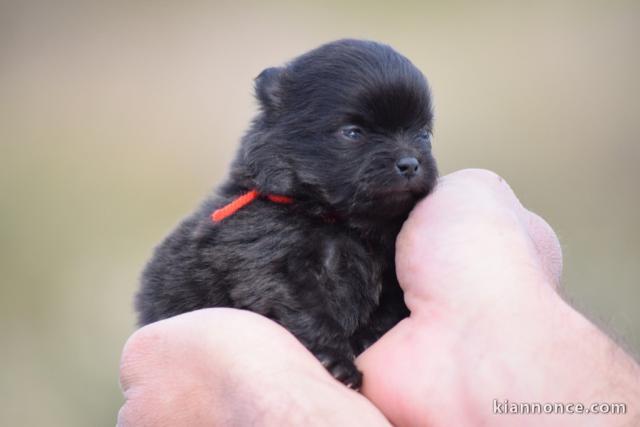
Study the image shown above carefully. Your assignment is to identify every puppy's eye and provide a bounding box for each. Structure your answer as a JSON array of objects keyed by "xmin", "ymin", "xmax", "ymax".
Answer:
[
  {"xmin": 417, "ymin": 129, "xmax": 432, "ymax": 143},
  {"xmin": 341, "ymin": 126, "xmax": 364, "ymax": 141}
]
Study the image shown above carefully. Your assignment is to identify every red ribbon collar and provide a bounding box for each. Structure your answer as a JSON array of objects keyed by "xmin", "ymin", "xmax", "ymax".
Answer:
[{"xmin": 211, "ymin": 189, "xmax": 293, "ymax": 222}]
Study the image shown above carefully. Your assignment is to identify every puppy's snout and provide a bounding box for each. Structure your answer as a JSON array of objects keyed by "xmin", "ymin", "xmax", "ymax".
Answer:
[{"xmin": 395, "ymin": 157, "xmax": 420, "ymax": 178}]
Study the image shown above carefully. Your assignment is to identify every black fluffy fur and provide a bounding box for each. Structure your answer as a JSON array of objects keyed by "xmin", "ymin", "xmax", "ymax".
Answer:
[{"xmin": 136, "ymin": 39, "xmax": 438, "ymax": 389}]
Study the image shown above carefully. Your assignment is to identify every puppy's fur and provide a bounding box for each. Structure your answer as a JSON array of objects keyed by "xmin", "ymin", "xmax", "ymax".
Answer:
[{"xmin": 136, "ymin": 39, "xmax": 437, "ymax": 388}]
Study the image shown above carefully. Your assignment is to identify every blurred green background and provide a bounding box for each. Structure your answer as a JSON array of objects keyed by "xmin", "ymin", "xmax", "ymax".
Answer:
[{"xmin": 1, "ymin": 0, "xmax": 638, "ymax": 425}]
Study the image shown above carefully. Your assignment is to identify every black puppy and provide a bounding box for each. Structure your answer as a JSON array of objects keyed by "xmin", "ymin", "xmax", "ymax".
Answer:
[{"xmin": 136, "ymin": 39, "xmax": 438, "ymax": 389}]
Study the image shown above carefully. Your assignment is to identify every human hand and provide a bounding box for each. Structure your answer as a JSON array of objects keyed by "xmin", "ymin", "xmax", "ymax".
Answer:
[
  {"xmin": 118, "ymin": 169, "xmax": 640, "ymax": 426},
  {"xmin": 117, "ymin": 308, "xmax": 390, "ymax": 426},
  {"xmin": 358, "ymin": 168, "xmax": 640, "ymax": 426}
]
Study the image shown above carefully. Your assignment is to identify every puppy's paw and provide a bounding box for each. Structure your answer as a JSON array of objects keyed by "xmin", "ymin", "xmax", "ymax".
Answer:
[{"xmin": 316, "ymin": 350, "xmax": 363, "ymax": 390}]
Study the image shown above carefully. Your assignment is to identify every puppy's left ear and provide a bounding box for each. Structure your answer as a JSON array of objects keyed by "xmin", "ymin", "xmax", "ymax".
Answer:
[{"xmin": 255, "ymin": 67, "xmax": 283, "ymax": 112}]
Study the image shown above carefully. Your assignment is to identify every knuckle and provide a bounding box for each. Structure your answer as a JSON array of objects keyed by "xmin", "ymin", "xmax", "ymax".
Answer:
[
  {"xmin": 452, "ymin": 168, "xmax": 518, "ymax": 202},
  {"xmin": 455, "ymin": 168, "xmax": 506, "ymax": 185}
]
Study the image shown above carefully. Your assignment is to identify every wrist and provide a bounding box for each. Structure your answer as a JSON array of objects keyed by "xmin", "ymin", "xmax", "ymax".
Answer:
[{"xmin": 453, "ymin": 285, "xmax": 640, "ymax": 426}]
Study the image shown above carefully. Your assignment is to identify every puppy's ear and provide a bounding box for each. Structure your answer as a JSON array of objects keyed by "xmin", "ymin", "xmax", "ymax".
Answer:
[{"xmin": 255, "ymin": 67, "xmax": 283, "ymax": 112}]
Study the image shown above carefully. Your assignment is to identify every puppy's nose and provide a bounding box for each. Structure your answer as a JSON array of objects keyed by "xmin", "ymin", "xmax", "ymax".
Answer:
[{"xmin": 395, "ymin": 157, "xmax": 420, "ymax": 178}]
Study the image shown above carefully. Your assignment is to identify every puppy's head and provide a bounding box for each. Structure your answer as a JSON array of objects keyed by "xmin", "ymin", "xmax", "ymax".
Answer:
[{"xmin": 240, "ymin": 39, "xmax": 437, "ymax": 221}]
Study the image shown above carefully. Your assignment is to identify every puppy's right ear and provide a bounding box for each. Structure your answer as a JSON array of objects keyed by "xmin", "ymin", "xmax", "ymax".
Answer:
[{"xmin": 255, "ymin": 67, "xmax": 283, "ymax": 112}]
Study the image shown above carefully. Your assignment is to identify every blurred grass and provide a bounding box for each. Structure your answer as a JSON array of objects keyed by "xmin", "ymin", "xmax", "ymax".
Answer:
[{"xmin": 1, "ymin": 0, "xmax": 638, "ymax": 425}]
